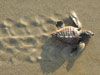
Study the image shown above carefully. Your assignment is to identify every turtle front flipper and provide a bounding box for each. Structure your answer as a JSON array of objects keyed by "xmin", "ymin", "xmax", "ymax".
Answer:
[
  {"xmin": 70, "ymin": 11, "xmax": 82, "ymax": 30},
  {"xmin": 70, "ymin": 42, "xmax": 86, "ymax": 56},
  {"xmin": 56, "ymin": 21, "xmax": 65, "ymax": 29}
]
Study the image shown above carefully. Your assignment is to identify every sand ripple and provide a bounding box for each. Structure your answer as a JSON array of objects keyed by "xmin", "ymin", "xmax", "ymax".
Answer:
[{"xmin": 0, "ymin": 15, "xmax": 61, "ymax": 64}]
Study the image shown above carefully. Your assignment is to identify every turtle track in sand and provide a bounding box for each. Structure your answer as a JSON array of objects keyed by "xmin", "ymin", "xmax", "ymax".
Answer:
[{"xmin": 0, "ymin": 14, "xmax": 66, "ymax": 64}]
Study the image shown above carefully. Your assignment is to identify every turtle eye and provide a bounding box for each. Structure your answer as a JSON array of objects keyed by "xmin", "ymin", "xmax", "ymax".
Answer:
[{"xmin": 78, "ymin": 28, "xmax": 80, "ymax": 31}]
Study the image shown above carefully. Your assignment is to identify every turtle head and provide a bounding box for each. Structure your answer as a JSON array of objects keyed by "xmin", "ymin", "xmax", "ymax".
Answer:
[
  {"xmin": 80, "ymin": 30, "xmax": 94, "ymax": 39},
  {"xmin": 56, "ymin": 21, "xmax": 64, "ymax": 28}
]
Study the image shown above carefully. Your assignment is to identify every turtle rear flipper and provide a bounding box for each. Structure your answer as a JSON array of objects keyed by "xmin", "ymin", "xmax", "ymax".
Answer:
[
  {"xmin": 56, "ymin": 21, "xmax": 64, "ymax": 29},
  {"xmin": 70, "ymin": 11, "xmax": 82, "ymax": 30}
]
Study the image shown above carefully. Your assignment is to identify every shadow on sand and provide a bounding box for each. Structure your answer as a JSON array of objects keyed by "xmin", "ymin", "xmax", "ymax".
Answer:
[{"xmin": 38, "ymin": 37, "xmax": 86, "ymax": 74}]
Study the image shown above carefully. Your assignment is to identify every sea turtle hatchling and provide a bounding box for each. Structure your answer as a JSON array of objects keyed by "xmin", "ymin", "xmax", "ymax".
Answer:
[{"xmin": 52, "ymin": 11, "xmax": 94, "ymax": 55}]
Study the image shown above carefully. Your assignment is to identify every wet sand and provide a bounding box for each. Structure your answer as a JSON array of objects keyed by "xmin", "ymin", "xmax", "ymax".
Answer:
[{"xmin": 0, "ymin": 0, "xmax": 100, "ymax": 75}]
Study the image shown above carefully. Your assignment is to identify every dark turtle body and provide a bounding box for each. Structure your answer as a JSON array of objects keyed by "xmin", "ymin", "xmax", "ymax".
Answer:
[
  {"xmin": 52, "ymin": 11, "xmax": 94, "ymax": 45},
  {"xmin": 52, "ymin": 26, "xmax": 81, "ymax": 45},
  {"xmin": 51, "ymin": 11, "xmax": 94, "ymax": 56}
]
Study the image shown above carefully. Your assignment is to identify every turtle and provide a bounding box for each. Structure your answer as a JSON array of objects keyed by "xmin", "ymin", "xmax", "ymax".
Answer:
[{"xmin": 51, "ymin": 11, "xmax": 94, "ymax": 55}]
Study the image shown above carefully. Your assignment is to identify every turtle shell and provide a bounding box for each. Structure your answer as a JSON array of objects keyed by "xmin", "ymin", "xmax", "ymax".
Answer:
[{"xmin": 52, "ymin": 26, "xmax": 81, "ymax": 45}]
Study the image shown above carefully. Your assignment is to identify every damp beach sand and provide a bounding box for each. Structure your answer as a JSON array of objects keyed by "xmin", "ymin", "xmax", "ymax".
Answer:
[{"xmin": 0, "ymin": 0, "xmax": 100, "ymax": 75}]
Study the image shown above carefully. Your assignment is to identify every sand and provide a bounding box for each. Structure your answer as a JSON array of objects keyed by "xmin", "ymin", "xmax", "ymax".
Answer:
[{"xmin": 0, "ymin": 0, "xmax": 100, "ymax": 75}]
